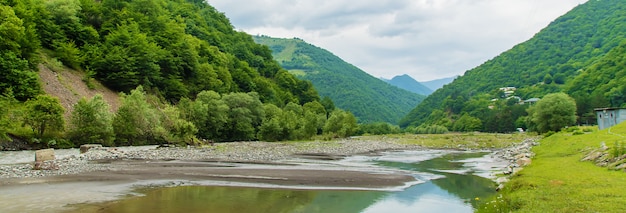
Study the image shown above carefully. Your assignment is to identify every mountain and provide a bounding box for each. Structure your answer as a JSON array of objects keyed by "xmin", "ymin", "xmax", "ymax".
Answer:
[
  {"xmin": 420, "ymin": 76, "xmax": 457, "ymax": 91},
  {"xmin": 400, "ymin": 0, "xmax": 626, "ymax": 131},
  {"xmin": 0, "ymin": 0, "xmax": 318, "ymax": 106},
  {"xmin": 382, "ymin": 75, "xmax": 433, "ymax": 96},
  {"xmin": 254, "ymin": 36, "xmax": 426, "ymax": 124}
]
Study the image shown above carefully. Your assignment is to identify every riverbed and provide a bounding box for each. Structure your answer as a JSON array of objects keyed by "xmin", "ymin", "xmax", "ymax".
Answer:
[{"xmin": 0, "ymin": 147, "xmax": 509, "ymax": 213}]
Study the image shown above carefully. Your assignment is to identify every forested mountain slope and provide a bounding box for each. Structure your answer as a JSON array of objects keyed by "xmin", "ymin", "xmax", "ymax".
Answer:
[
  {"xmin": 2, "ymin": 0, "xmax": 371, "ymax": 146},
  {"xmin": 1, "ymin": 0, "xmax": 318, "ymax": 105},
  {"xmin": 382, "ymin": 75, "xmax": 433, "ymax": 96},
  {"xmin": 400, "ymin": 0, "xmax": 626, "ymax": 131},
  {"xmin": 254, "ymin": 36, "xmax": 426, "ymax": 124}
]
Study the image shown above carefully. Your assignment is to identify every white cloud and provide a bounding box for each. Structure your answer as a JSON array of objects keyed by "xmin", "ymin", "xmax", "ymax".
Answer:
[{"xmin": 208, "ymin": 0, "xmax": 588, "ymax": 81}]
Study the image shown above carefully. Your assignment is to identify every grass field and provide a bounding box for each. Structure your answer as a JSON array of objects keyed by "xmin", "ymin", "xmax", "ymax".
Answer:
[
  {"xmin": 477, "ymin": 124, "xmax": 626, "ymax": 212},
  {"xmin": 357, "ymin": 133, "xmax": 536, "ymax": 149}
]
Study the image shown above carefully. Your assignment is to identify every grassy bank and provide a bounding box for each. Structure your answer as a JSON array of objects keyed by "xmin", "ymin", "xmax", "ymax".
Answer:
[
  {"xmin": 478, "ymin": 125, "xmax": 626, "ymax": 212},
  {"xmin": 357, "ymin": 133, "xmax": 536, "ymax": 149}
]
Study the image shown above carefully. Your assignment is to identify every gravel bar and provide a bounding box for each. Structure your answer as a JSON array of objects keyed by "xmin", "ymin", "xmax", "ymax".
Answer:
[{"xmin": 0, "ymin": 139, "xmax": 421, "ymax": 179}]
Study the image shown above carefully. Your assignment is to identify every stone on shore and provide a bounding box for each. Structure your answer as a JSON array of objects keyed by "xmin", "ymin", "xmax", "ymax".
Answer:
[{"xmin": 80, "ymin": 144, "xmax": 103, "ymax": 154}]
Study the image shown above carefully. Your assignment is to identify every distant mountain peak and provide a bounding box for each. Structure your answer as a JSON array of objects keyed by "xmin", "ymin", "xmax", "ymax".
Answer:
[{"xmin": 385, "ymin": 74, "xmax": 433, "ymax": 96}]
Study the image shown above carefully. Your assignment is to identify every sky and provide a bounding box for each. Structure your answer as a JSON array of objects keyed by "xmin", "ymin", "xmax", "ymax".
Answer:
[{"xmin": 207, "ymin": 0, "xmax": 588, "ymax": 81}]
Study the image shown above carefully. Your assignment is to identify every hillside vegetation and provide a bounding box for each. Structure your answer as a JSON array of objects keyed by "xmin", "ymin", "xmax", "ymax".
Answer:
[
  {"xmin": 0, "ymin": 0, "xmax": 318, "ymax": 105},
  {"xmin": 254, "ymin": 36, "xmax": 425, "ymax": 124},
  {"xmin": 0, "ymin": 0, "xmax": 365, "ymax": 148},
  {"xmin": 401, "ymin": 0, "xmax": 626, "ymax": 131}
]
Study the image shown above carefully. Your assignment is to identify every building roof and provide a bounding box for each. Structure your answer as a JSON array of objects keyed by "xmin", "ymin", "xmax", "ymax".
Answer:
[
  {"xmin": 594, "ymin": 107, "xmax": 626, "ymax": 112},
  {"xmin": 524, "ymin": 98, "xmax": 540, "ymax": 103}
]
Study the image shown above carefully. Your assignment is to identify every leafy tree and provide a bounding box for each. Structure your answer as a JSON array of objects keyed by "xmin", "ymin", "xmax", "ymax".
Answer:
[
  {"xmin": 68, "ymin": 94, "xmax": 115, "ymax": 146},
  {"xmin": 323, "ymin": 109, "xmax": 358, "ymax": 138},
  {"xmin": 303, "ymin": 101, "xmax": 327, "ymax": 134},
  {"xmin": 113, "ymin": 86, "xmax": 165, "ymax": 145},
  {"xmin": 528, "ymin": 93, "xmax": 577, "ymax": 133},
  {"xmin": 257, "ymin": 103, "xmax": 284, "ymax": 141},
  {"xmin": 24, "ymin": 95, "xmax": 65, "ymax": 138},
  {"xmin": 221, "ymin": 92, "xmax": 264, "ymax": 141},
  {"xmin": 543, "ymin": 74, "xmax": 553, "ymax": 84},
  {"xmin": 160, "ymin": 105, "xmax": 197, "ymax": 145},
  {"xmin": 93, "ymin": 22, "xmax": 166, "ymax": 92},
  {"xmin": 0, "ymin": 5, "xmax": 40, "ymax": 100},
  {"xmin": 0, "ymin": 95, "xmax": 12, "ymax": 140},
  {"xmin": 359, "ymin": 122, "xmax": 402, "ymax": 135},
  {"xmin": 411, "ymin": 124, "xmax": 449, "ymax": 134},
  {"xmin": 452, "ymin": 114, "xmax": 482, "ymax": 132},
  {"xmin": 180, "ymin": 90, "xmax": 230, "ymax": 141},
  {"xmin": 320, "ymin": 96, "xmax": 335, "ymax": 117},
  {"xmin": 0, "ymin": 51, "xmax": 40, "ymax": 101}
]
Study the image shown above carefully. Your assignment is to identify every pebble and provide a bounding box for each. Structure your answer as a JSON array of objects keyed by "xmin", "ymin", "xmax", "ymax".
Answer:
[{"xmin": 0, "ymin": 139, "xmax": 419, "ymax": 179}]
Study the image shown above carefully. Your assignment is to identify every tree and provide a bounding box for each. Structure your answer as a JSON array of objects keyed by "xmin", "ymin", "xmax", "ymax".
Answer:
[
  {"xmin": 0, "ymin": 95, "xmax": 13, "ymax": 140},
  {"xmin": 452, "ymin": 114, "xmax": 482, "ymax": 132},
  {"xmin": 528, "ymin": 93, "xmax": 577, "ymax": 133},
  {"xmin": 24, "ymin": 95, "xmax": 65, "ymax": 138},
  {"xmin": 179, "ymin": 90, "xmax": 230, "ymax": 141},
  {"xmin": 160, "ymin": 105, "xmax": 197, "ymax": 145},
  {"xmin": 0, "ymin": 5, "xmax": 41, "ymax": 100},
  {"xmin": 543, "ymin": 74, "xmax": 553, "ymax": 84},
  {"xmin": 113, "ymin": 86, "xmax": 165, "ymax": 145},
  {"xmin": 221, "ymin": 92, "xmax": 264, "ymax": 141},
  {"xmin": 68, "ymin": 95, "xmax": 115, "ymax": 146},
  {"xmin": 257, "ymin": 103, "xmax": 284, "ymax": 142},
  {"xmin": 323, "ymin": 109, "xmax": 358, "ymax": 138}
]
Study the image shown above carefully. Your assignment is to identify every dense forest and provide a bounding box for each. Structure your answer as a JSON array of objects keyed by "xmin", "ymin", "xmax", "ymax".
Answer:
[
  {"xmin": 253, "ymin": 36, "xmax": 425, "ymax": 124},
  {"xmin": 0, "ymin": 0, "xmax": 362, "ymax": 148},
  {"xmin": 400, "ymin": 0, "xmax": 626, "ymax": 132},
  {"xmin": 1, "ymin": 0, "xmax": 319, "ymax": 104}
]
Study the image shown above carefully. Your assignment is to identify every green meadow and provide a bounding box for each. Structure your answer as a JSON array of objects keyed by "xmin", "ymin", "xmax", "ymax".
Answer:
[{"xmin": 478, "ymin": 124, "xmax": 626, "ymax": 212}]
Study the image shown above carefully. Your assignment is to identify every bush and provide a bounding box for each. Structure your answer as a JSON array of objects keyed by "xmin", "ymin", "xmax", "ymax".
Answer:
[
  {"xmin": 543, "ymin": 131, "xmax": 556, "ymax": 138},
  {"xmin": 612, "ymin": 141, "xmax": 626, "ymax": 158},
  {"xmin": 411, "ymin": 124, "xmax": 449, "ymax": 134}
]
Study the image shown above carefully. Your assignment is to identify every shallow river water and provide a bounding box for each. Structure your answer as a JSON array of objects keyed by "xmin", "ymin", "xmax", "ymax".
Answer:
[{"xmin": 67, "ymin": 150, "xmax": 504, "ymax": 213}]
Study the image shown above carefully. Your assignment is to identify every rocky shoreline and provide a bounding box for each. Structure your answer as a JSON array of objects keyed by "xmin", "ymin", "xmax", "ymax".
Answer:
[
  {"xmin": 492, "ymin": 138, "xmax": 540, "ymax": 188},
  {"xmin": 0, "ymin": 139, "xmax": 421, "ymax": 179},
  {"xmin": 0, "ymin": 137, "xmax": 540, "ymax": 183}
]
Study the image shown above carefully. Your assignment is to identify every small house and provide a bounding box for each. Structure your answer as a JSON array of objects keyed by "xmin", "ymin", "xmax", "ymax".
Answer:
[
  {"xmin": 522, "ymin": 98, "xmax": 540, "ymax": 105},
  {"xmin": 595, "ymin": 108, "xmax": 626, "ymax": 130}
]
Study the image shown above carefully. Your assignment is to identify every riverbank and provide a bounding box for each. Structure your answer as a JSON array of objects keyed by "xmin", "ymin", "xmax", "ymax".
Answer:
[
  {"xmin": 0, "ymin": 139, "xmax": 419, "ymax": 181},
  {"xmin": 478, "ymin": 126, "xmax": 626, "ymax": 212},
  {"xmin": 0, "ymin": 134, "xmax": 537, "ymax": 213}
]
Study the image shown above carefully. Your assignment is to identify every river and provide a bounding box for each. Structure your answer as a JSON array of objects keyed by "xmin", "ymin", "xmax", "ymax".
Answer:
[{"xmin": 63, "ymin": 150, "xmax": 506, "ymax": 213}]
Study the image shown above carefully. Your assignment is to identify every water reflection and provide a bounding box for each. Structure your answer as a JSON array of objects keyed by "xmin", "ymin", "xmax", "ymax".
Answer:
[
  {"xmin": 375, "ymin": 152, "xmax": 496, "ymax": 208},
  {"xmin": 70, "ymin": 152, "xmax": 497, "ymax": 213}
]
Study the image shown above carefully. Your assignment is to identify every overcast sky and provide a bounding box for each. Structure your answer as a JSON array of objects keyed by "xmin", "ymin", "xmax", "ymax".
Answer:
[{"xmin": 207, "ymin": 0, "xmax": 588, "ymax": 81}]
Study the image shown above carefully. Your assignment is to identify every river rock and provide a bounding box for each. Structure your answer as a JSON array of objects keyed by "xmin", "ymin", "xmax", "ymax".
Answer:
[
  {"xmin": 517, "ymin": 157, "xmax": 532, "ymax": 167},
  {"xmin": 80, "ymin": 144, "xmax": 103, "ymax": 153}
]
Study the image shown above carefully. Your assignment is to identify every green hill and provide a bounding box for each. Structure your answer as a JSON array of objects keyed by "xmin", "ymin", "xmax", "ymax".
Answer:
[
  {"xmin": 2, "ymin": 0, "xmax": 359, "ymax": 146},
  {"xmin": 253, "ymin": 36, "xmax": 425, "ymax": 124},
  {"xmin": 0, "ymin": 0, "xmax": 318, "ymax": 105},
  {"xmin": 382, "ymin": 74, "xmax": 433, "ymax": 96},
  {"xmin": 400, "ymin": 0, "xmax": 626, "ymax": 131}
]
